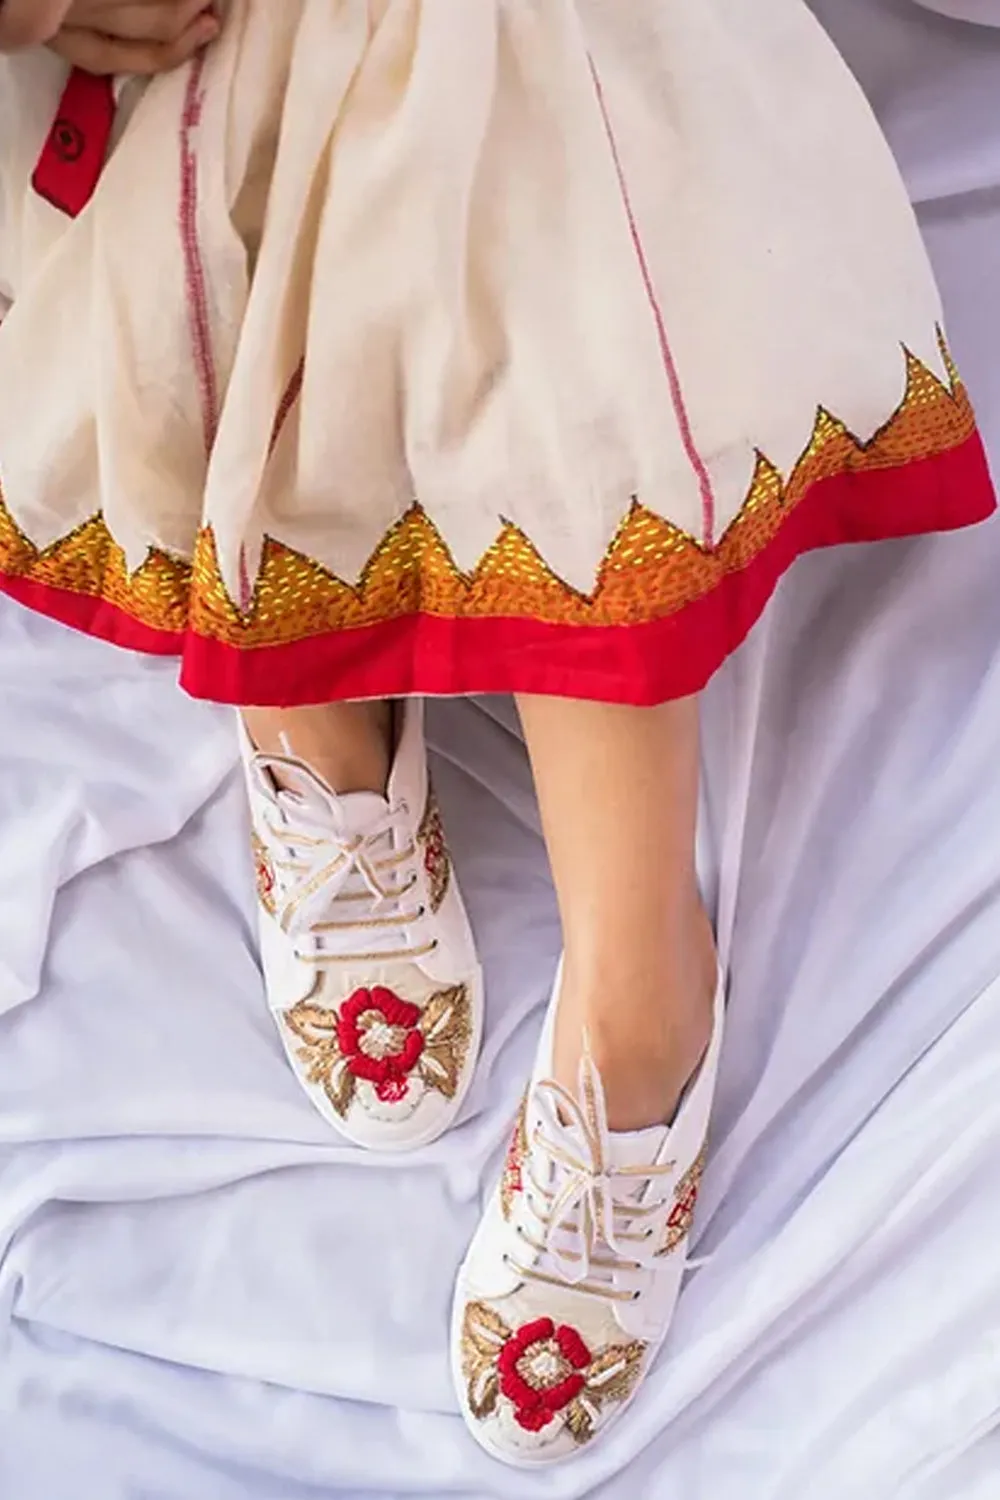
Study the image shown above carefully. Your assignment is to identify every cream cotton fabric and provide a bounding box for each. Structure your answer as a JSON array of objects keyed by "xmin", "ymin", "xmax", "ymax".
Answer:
[{"xmin": 0, "ymin": 0, "xmax": 954, "ymax": 603}]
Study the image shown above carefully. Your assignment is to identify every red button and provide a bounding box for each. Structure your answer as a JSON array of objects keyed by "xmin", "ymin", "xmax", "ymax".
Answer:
[{"xmin": 32, "ymin": 69, "xmax": 116, "ymax": 218}]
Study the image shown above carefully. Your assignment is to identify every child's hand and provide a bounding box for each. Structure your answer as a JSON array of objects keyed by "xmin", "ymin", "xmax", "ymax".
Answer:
[
  {"xmin": 52, "ymin": 0, "xmax": 219, "ymax": 74},
  {"xmin": 0, "ymin": 0, "xmax": 220, "ymax": 73},
  {"xmin": 0, "ymin": 0, "xmax": 75, "ymax": 51}
]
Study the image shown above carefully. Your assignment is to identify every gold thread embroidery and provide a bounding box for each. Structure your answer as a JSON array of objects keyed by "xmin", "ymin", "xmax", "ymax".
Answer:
[
  {"xmin": 500, "ymin": 1095, "xmax": 529, "ymax": 1222},
  {"xmin": 658, "ymin": 1144, "xmax": 707, "ymax": 1257},
  {"xmin": 251, "ymin": 831, "xmax": 277, "ymax": 916},
  {"xmin": 417, "ymin": 789, "xmax": 452, "ymax": 914},
  {"xmin": 460, "ymin": 1301, "xmax": 646, "ymax": 1445},
  {"xmin": 0, "ymin": 506, "xmax": 191, "ymax": 632},
  {"xmin": 0, "ymin": 344, "xmax": 977, "ymax": 644},
  {"xmin": 283, "ymin": 982, "xmax": 472, "ymax": 1118}
]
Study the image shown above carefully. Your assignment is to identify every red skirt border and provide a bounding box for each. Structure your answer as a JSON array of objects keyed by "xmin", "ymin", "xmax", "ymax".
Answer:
[{"xmin": 0, "ymin": 430, "xmax": 993, "ymax": 706}]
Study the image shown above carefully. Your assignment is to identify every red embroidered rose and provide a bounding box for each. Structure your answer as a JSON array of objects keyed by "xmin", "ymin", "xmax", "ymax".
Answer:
[
  {"xmin": 496, "ymin": 1318, "xmax": 592, "ymax": 1431},
  {"xmin": 336, "ymin": 987, "xmax": 425, "ymax": 1103}
]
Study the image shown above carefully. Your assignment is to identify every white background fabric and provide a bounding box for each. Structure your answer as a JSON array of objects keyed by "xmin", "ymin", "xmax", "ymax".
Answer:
[{"xmin": 2, "ymin": 2, "xmax": 1000, "ymax": 1495}]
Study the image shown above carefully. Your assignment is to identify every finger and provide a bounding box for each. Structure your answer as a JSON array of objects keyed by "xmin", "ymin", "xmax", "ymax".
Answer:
[
  {"xmin": 90, "ymin": 0, "xmax": 215, "ymax": 45},
  {"xmin": 48, "ymin": 11, "xmax": 219, "ymax": 74},
  {"xmin": 0, "ymin": 0, "xmax": 73, "ymax": 50}
]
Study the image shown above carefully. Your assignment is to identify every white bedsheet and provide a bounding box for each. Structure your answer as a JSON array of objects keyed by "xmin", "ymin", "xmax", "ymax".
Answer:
[{"xmin": 2, "ymin": 3, "xmax": 1000, "ymax": 1495}]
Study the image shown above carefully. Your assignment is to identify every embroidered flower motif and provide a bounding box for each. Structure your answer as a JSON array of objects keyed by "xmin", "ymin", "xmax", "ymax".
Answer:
[
  {"xmin": 251, "ymin": 831, "xmax": 277, "ymax": 916},
  {"xmin": 283, "ymin": 983, "xmax": 472, "ymax": 1119},
  {"xmin": 497, "ymin": 1317, "xmax": 591, "ymax": 1431},
  {"xmin": 336, "ymin": 987, "xmax": 425, "ymax": 1103},
  {"xmin": 659, "ymin": 1144, "xmax": 707, "ymax": 1256},
  {"xmin": 417, "ymin": 791, "xmax": 451, "ymax": 913},
  {"xmin": 500, "ymin": 1096, "xmax": 528, "ymax": 1221},
  {"xmin": 461, "ymin": 1303, "xmax": 646, "ymax": 1446}
]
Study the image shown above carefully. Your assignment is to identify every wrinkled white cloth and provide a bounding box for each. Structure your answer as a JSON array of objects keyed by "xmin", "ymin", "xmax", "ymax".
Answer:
[{"xmin": 2, "ymin": 1, "xmax": 1000, "ymax": 1496}]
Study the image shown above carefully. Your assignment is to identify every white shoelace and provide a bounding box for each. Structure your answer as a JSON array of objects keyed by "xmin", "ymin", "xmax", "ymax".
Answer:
[
  {"xmin": 506, "ymin": 1052, "xmax": 679, "ymax": 1306},
  {"xmin": 256, "ymin": 760, "xmax": 436, "ymax": 966}
]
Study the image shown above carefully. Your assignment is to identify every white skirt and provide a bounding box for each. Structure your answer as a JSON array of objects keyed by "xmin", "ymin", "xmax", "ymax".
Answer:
[{"xmin": 0, "ymin": 0, "xmax": 992, "ymax": 704}]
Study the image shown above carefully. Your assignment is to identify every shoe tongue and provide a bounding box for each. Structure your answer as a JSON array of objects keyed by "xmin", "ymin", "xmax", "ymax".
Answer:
[
  {"xmin": 274, "ymin": 772, "xmax": 389, "ymax": 838},
  {"xmin": 607, "ymin": 1124, "xmax": 669, "ymax": 1172},
  {"xmin": 335, "ymin": 790, "xmax": 391, "ymax": 836}
]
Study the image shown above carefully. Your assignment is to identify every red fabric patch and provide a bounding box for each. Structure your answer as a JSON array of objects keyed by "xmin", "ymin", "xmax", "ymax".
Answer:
[{"xmin": 32, "ymin": 69, "xmax": 115, "ymax": 219}]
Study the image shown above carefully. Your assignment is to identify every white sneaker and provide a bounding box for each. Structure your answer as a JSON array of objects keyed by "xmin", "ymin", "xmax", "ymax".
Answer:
[
  {"xmin": 451, "ymin": 968, "xmax": 725, "ymax": 1465},
  {"xmin": 242, "ymin": 700, "xmax": 483, "ymax": 1152}
]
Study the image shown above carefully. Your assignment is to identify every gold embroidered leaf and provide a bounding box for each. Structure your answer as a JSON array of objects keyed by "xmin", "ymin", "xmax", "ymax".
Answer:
[
  {"xmin": 417, "ymin": 986, "xmax": 471, "ymax": 1099},
  {"xmin": 283, "ymin": 1003, "xmax": 340, "ymax": 1042},
  {"xmin": 584, "ymin": 1341, "xmax": 646, "ymax": 1409},
  {"xmin": 325, "ymin": 1058, "xmax": 356, "ymax": 1120},
  {"xmin": 420, "ymin": 1049, "xmax": 450, "ymax": 1082},
  {"xmin": 564, "ymin": 1399, "xmax": 595, "ymax": 1446},
  {"xmin": 468, "ymin": 1367, "xmax": 500, "ymax": 1421},
  {"xmin": 300, "ymin": 1039, "xmax": 339, "ymax": 1087},
  {"xmin": 420, "ymin": 1043, "xmax": 460, "ymax": 1099},
  {"xmin": 462, "ymin": 1301, "xmax": 510, "ymax": 1363},
  {"xmin": 419, "ymin": 985, "xmax": 469, "ymax": 1045}
]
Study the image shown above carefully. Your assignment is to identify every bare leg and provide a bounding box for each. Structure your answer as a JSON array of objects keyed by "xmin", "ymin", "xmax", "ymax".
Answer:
[
  {"xmin": 242, "ymin": 701, "xmax": 393, "ymax": 795},
  {"xmin": 517, "ymin": 694, "xmax": 716, "ymax": 1133}
]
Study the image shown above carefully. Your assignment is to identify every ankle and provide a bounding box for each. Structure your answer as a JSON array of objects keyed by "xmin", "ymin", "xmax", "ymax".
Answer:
[
  {"xmin": 556, "ymin": 999, "xmax": 712, "ymax": 1133},
  {"xmin": 243, "ymin": 700, "xmax": 394, "ymax": 796},
  {"xmin": 562, "ymin": 904, "xmax": 716, "ymax": 1022},
  {"xmin": 555, "ymin": 912, "xmax": 717, "ymax": 1131}
]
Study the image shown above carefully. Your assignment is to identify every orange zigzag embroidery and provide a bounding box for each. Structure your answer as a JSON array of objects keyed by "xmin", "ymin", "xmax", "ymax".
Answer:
[{"xmin": 0, "ymin": 343, "xmax": 976, "ymax": 646}]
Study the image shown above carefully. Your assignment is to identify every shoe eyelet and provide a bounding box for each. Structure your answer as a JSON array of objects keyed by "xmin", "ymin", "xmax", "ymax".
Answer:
[{"xmin": 631, "ymin": 1291, "xmax": 641, "ymax": 1302}]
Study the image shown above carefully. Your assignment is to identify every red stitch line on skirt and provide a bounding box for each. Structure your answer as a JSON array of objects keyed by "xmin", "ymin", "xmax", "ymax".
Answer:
[
  {"xmin": 179, "ymin": 56, "xmax": 219, "ymax": 456},
  {"xmin": 588, "ymin": 54, "xmax": 717, "ymax": 548},
  {"xmin": 269, "ymin": 359, "xmax": 305, "ymax": 457}
]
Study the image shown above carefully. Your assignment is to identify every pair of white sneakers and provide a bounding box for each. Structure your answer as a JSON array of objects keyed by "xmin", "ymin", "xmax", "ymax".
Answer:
[{"xmin": 243, "ymin": 701, "xmax": 725, "ymax": 1468}]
